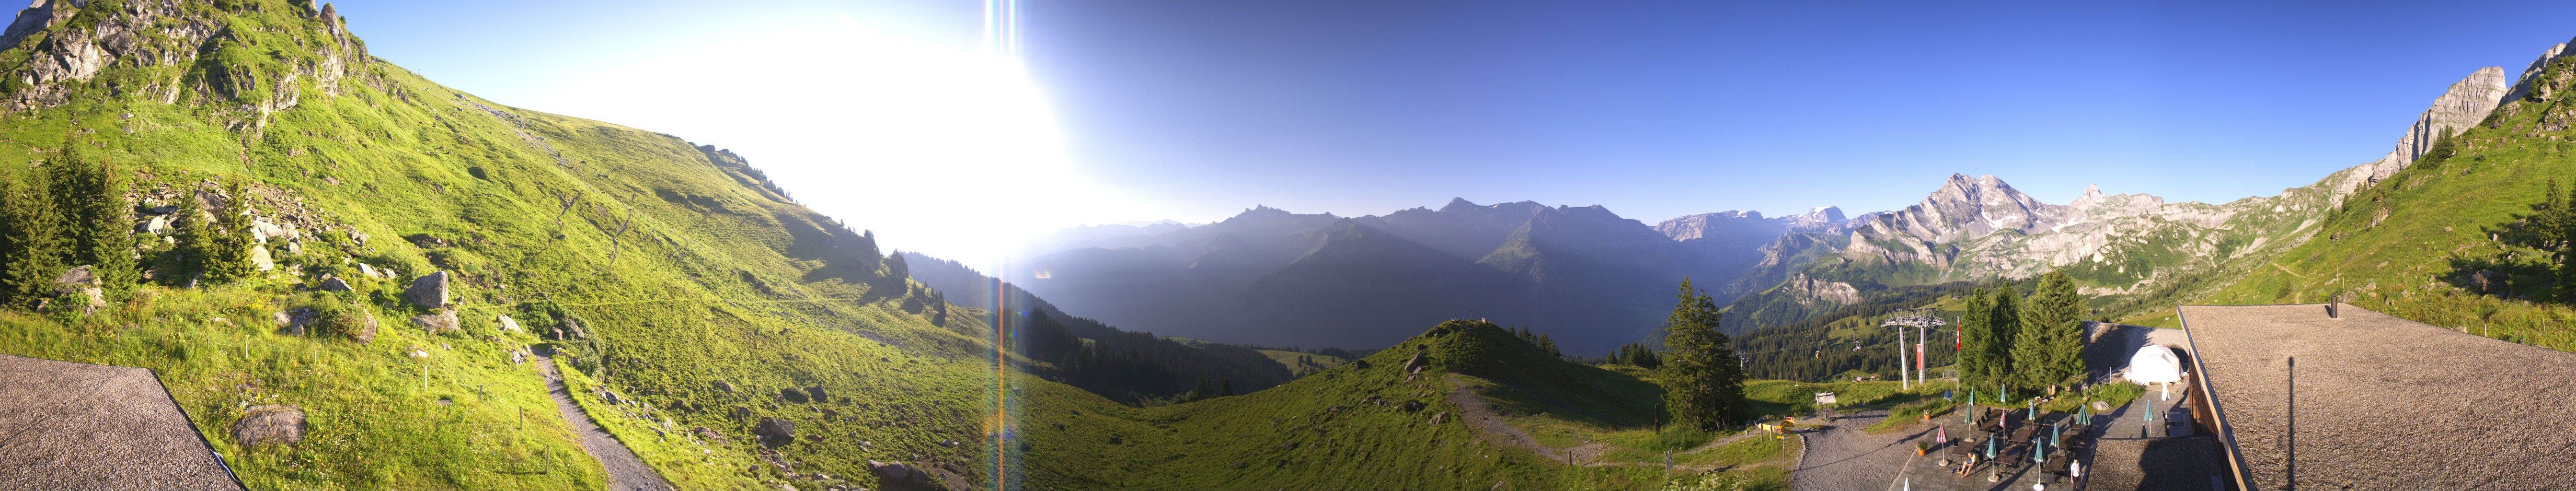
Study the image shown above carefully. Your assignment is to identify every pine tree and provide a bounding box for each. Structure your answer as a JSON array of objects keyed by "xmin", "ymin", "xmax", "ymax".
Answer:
[
  {"xmin": 169, "ymin": 186, "xmax": 210, "ymax": 281},
  {"xmin": 198, "ymin": 180, "xmax": 256, "ymax": 284},
  {"xmin": 885, "ymin": 249, "xmax": 909, "ymax": 282},
  {"xmin": 1, "ymin": 171, "xmax": 68, "ymax": 305},
  {"xmin": 1660, "ymin": 278, "xmax": 1748, "ymax": 431},
  {"xmin": 52, "ymin": 143, "xmax": 137, "ymax": 295},
  {"xmin": 2012, "ymin": 271, "xmax": 2086, "ymax": 393},
  {"xmin": 1220, "ymin": 379, "xmax": 1234, "ymax": 397},
  {"xmin": 1956, "ymin": 288, "xmax": 1999, "ymax": 389},
  {"xmin": 1985, "ymin": 285, "xmax": 2023, "ymax": 394}
]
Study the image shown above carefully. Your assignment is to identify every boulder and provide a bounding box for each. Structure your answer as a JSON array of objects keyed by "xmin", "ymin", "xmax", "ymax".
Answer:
[
  {"xmin": 250, "ymin": 245, "xmax": 275, "ymax": 271},
  {"xmin": 713, "ymin": 380, "xmax": 738, "ymax": 393},
  {"xmin": 754, "ymin": 417, "xmax": 795, "ymax": 447},
  {"xmin": 1429, "ymin": 411, "xmax": 1447, "ymax": 425},
  {"xmin": 251, "ymin": 219, "xmax": 292, "ymax": 244},
  {"xmin": 1403, "ymin": 351, "xmax": 1428, "ymax": 374},
  {"xmin": 356, "ymin": 262, "xmax": 377, "ymax": 278},
  {"xmin": 405, "ymin": 271, "xmax": 449, "ymax": 307},
  {"xmin": 780, "ymin": 387, "xmax": 809, "ymax": 404},
  {"xmin": 315, "ymin": 275, "xmax": 352, "ymax": 292},
  {"xmin": 136, "ymin": 215, "xmax": 168, "ymax": 234},
  {"xmin": 349, "ymin": 308, "xmax": 378, "ymax": 344},
  {"xmin": 275, "ymin": 307, "xmax": 316, "ymax": 336},
  {"xmin": 495, "ymin": 315, "xmax": 520, "ymax": 332},
  {"xmin": 805, "ymin": 386, "xmax": 828, "ymax": 403},
  {"xmin": 411, "ymin": 308, "xmax": 459, "ymax": 335},
  {"xmin": 509, "ymin": 349, "xmax": 525, "ymax": 365},
  {"xmin": 868, "ymin": 460, "xmax": 945, "ymax": 491},
  {"xmin": 231, "ymin": 404, "xmax": 306, "ymax": 446}
]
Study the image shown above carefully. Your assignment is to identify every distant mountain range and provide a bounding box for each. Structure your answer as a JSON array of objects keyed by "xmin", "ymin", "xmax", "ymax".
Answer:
[
  {"xmin": 1006, "ymin": 199, "xmax": 1832, "ymax": 353},
  {"xmin": 1005, "ymin": 37, "xmax": 2576, "ymax": 355}
]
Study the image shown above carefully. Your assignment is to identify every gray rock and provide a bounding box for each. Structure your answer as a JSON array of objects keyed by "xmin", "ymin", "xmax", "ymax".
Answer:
[
  {"xmin": 494, "ymin": 314, "xmax": 519, "ymax": 332},
  {"xmin": 509, "ymin": 349, "xmax": 525, "ymax": 365},
  {"xmin": 349, "ymin": 308, "xmax": 378, "ymax": 344},
  {"xmin": 868, "ymin": 460, "xmax": 939, "ymax": 491},
  {"xmin": 315, "ymin": 275, "xmax": 352, "ymax": 292},
  {"xmin": 250, "ymin": 246, "xmax": 275, "ymax": 271},
  {"xmin": 411, "ymin": 308, "xmax": 459, "ymax": 335},
  {"xmin": 404, "ymin": 270, "xmax": 449, "ymax": 307},
  {"xmin": 231, "ymin": 405, "xmax": 306, "ymax": 446},
  {"xmin": 1403, "ymin": 351, "xmax": 1428, "ymax": 374},
  {"xmin": 804, "ymin": 386, "xmax": 827, "ymax": 403},
  {"xmin": 355, "ymin": 262, "xmax": 376, "ymax": 278},
  {"xmin": 754, "ymin": 418, "xmax": 795, "ymax": 447},
  {"xmin": 135, "ymin": 215, "xmax": 167, "ymax": 234},
  {"xmin": 2362, "ymin": 66, "xmax": 2512, "ymax": 184},
  {"xmin": 713, "ymin": 380, "xmax": 738, "ymax": 393}
]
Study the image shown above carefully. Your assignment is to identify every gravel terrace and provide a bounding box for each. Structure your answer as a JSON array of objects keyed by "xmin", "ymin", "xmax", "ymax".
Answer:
[
  {"xmin": 2183, "ymin": 304, "xmax": 2576, "ymax": 491},
  {"xmin": 1790, "ymin": 409, "xmax": 1922, "ymax": 491},
  {"xmin": 0, "ymin": 354, "xmax": 240, "ymax": 491},
  {"xmin": 534, "ymin": 353, "xmax": 672, "ymax": 491}
]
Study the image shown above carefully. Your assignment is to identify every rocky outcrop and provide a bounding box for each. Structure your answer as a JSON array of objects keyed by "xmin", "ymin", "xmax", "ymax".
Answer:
[
  {"xmin": 2353, "ymin": 66, "xmax": 2511, "ymax": 188},
  {"xmin": 410, "ymin": 308, "xmax": 457, "ymax": 335},
  {"xmin": 231, "ymin": 404, "xmax": 305, "ymax": 447},
  {"xmin": 1784, "ymin": 273, "xmax": 1861, "ymax": 306},
  {"xmin": 753, "ymin": 418, "xmax": 794, "ymax": 447}
]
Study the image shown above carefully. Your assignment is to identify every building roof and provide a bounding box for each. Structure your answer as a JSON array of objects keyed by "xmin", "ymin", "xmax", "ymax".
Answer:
[
  {"xmin": 0, "ymin": 353, "xmax": 240, "ymax": 491},
  {"xmin": 2180, "ymin": 304, "xmax": 2576, "ymax": 491}
]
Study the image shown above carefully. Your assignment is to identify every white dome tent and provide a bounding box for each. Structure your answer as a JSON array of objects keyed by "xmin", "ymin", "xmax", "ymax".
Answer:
[{"xmin": 2125, "ymin": 345, "xmax": 2185, "ymax": 400}]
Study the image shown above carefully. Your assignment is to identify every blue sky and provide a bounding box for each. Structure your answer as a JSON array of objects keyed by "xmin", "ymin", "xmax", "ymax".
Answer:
[{"xmin": 332, "ymin": 0, "xmax": 2576, "ymax": 264}]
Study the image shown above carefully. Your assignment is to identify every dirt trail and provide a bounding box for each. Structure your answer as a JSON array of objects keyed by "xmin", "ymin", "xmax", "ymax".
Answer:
[
  {"xmin": 1442, "ymin": 374, "xmax": 1788, "ymax": 471},
  {"xmin": 534, "ymin": 354, "xmax": 671, "ymax": 491},
  {"xmin": 1789, "ymin": 409, "xmax": 1920, "ymax": 491}
]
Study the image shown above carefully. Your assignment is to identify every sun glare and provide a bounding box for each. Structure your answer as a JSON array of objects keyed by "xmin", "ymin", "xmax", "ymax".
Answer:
[{"xmin": 514, "ymin": 10, "xmax": 1135, "ymax": 272}]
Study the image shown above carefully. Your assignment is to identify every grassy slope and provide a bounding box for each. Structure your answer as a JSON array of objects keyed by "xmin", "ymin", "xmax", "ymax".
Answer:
[
  {"xmin": 2207, "ymin": 57, "xmax": 2576, "ymax": 352},
  {"xmin": 1026, "ymin": 320, "xmax": 1796, "ymax": 491},
  {"xmin": 0, "ymin": 1, "xmax": 1016, "ymax": 490}
]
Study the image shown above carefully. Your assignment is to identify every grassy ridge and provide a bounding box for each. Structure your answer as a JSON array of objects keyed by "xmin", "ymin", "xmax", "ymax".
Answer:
[
  {"xmin": 1024, "ymin": 320, "xmax": 1802, "ymax": 490},
  {"xmin": 0, "ymin": 1, "xmax": 1017, "ymax": 489},
  {"xmin": 2207, "ymin": 57, "xmax": 2576, "ymax": 352}
]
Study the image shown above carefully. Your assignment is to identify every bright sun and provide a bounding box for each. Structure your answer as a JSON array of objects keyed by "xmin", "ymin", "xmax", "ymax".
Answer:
[{"xmin": 509, "ymin": 10, "xmax": 1139, "ymax": 272}]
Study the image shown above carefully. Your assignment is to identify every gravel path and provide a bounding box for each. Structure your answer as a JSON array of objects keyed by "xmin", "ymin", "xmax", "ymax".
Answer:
[
  {"xmin": 1789, "ymin": 409, "xmax": 1918, "ymax": 491},
  {"xmin": 534, "ymin": 354, "xmax": 671, "ymax": 491}
]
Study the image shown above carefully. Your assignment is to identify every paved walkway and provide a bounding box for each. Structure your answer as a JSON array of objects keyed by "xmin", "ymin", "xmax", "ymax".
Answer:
[
  {"xmin": 533, "ymin": 353, "xmax": 670, "ymax": 491},
  {"xmin": 1790, "ymin": 409, "xmax": 1925, "ymax": 491}
]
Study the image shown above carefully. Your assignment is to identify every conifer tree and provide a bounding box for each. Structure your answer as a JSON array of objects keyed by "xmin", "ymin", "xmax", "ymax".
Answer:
[
  {"xmin": 1660, "ymin": 278, "xmax": 1748, "ymax": 431},
  {"xmin": 2012, "ymin": 271, "xmax": 2086, "ymax": 393},
  {"xmin": 198, "ymin": 180, "xmax": 256, "ymax": 284},
  {"xmin": 169, "ymin": 185, "xmax": 210, "ymax": 281},
  {"xmin": 52, "ymin": 143, "xmax": 137, "ymax": 294},
  {"xmin": 1, "ymin": 171, "xmax": 67, "ymax": 305},
  {"xmin": 885, "ymin": 249, "xmax": 909, "ymax": 282},
  {"xmin": 1956, "ymin": 287, "xmax": 1999, "ymax": 389},
  {"xmin": 1985, "ymin": 285, "xmax": 2022, "ymax": 393}
]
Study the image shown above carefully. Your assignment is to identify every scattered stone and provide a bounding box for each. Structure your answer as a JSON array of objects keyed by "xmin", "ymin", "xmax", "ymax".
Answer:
[
  {"xmin": 868, "ymin": 461, "xmax": 939, "ymax": 491},
  {"xmin": 754, "ymin": 418, "xmax": 796, "ymax": 447},
  {"xmin": 315, "ymin": 275, "xmax": 352, "ymax": 292},
  {"xmin": 510, "ymin": 350, "xmax": 525, "ymax": 365},
  {"xmin": 136, "ymin": 215, "xmax": 168, "ymax": 234},
  {"xmin": 603, "ymin": 390, "xmax": 625, "ymax": 405},
  {"xmin": 411, "ymin": 308, "xmax": 460, "ymax": 334},
  {"xmin": 805, "ymin": 386, "xmax": 828, "ymax": 403},
  {"xmin": 781, "ymin": 387, "xmax": 809, "ymax": 404},
  {"xmin": 495, "ymin": 314, "xmax": 520, "ymax": 332},
  {"xmin": 251, "ymin": 220, "xmax": 291, "ymax": 244},
  {"xmin": 1429, "ymin": 411, "xmax": 1448, "ymax": 425},
  {"xmin": 356, "ymin": 262, "xmax": 377, "ymax": 278},
  {"xmin": 1403, "ymin": 351, "xmax": 1428, "ymax": 374},
  {"xmin": 231, "ymin": 404, "xmax": 306, "ymax": 447},
  {"xmin": 714, "ymin": 380, "xmax": 738, "ymax": 393},
  {"xmin": 349, "ymin": 308, "xmax": 378, "ymax": 344},
  {"xmin": 695, "ymin": 427, "xmax": 731, "ymax": 445},
  {"xmin": 404, "ymin": 271, "xmax": 449, "ymax": 307},
  {"xmin": 249, "ymin": 245, "xmax": 275, "ymax": 271}
]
